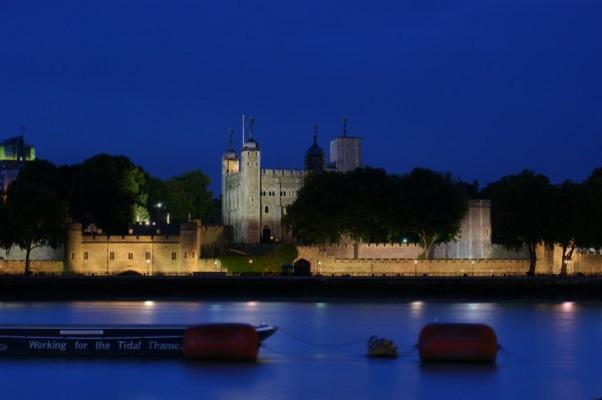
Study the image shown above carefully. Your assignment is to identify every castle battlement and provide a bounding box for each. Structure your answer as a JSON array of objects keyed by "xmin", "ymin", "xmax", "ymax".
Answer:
[{"xmin": 261, "ymin": 168, "xmax": 306, "ymax": 176}]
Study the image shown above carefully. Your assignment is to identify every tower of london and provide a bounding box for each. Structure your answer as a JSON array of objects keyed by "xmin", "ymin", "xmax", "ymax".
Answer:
[
  {"xmin": 221, "ymin": 117, "xmax": 492, "ymax": 260},
  {"xmin": 222, "ymin": 117, "xmax": 362, "ymax": 244}
]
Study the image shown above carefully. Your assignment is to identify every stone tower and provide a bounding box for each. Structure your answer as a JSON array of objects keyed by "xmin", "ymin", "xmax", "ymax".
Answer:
[
  {"xmin": 304, "ymin": 124, "xmax": 326, "ymax": 171},
  {"xmin": 329, "ymin": 117, "xmax": 362, "ymax": 172},
  {"xmin": 221, "ymin": 129, "xmax": 239, "ymax": 225},
  {"xmin": 240, "ymin": 119, "xmax": 261, "ymax": 243}
]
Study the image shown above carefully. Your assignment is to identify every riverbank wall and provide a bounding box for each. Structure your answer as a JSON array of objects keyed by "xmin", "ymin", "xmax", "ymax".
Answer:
[{"xmin": 1, "ymin": 276, "xmax": 602, "ymax": 300}]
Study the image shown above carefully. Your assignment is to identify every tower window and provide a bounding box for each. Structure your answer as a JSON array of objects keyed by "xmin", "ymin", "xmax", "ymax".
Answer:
[
  {"xmin": 265, "ymin": 206, "xmax": 269, "ymax": 214},
  {"xmin": 83, "ymin": 252, "xmax": 88, "ymax": 260},
  {"xmin": 171, "ymin": 252, "xmax": 177, "ymax": 260},
  {"xmin": 128, "ymin": 252, "xmax": 133, "ymax": 260},
  {"xmin": 145, "ymin": 252, "xmax": 151, "ymax": 260},
  {"xmin": 109, "ymin": 252, "xmax": 115, "ymax": 260}
]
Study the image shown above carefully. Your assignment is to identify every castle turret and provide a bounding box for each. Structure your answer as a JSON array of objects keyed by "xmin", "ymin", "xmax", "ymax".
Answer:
[
  {"xmin": 240, "ymin": 117, "xmax": 261, "ymax": 243},
  {"xmin": 221, "ymin": 129, "xmax": 239, "ymax": 225},
  {"xmin": 65, "ymin": 223, "xmax": 83, "ymax": 273},
  {"xmin": 329, "ymin": 116, "xmax": 362, "ymax": 172},
  {"xmin": 304, "ymin": 124, "xmax": 325, "ymax": 171}
]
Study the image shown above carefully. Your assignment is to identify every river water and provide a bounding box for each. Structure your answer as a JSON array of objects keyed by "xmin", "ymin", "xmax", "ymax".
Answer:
[{"xmin": 0, "ymin": 300, "xmax": 600, "ymax": 399}]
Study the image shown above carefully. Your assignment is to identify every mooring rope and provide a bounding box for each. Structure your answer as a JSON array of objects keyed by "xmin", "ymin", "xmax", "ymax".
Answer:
[
  {"xmin": 276, "ymin": 326, "xmax": 367, "ymax": 348},
  {"xmin": 274, "ymin": 326, "xmax": 418, "ymax": 358}
]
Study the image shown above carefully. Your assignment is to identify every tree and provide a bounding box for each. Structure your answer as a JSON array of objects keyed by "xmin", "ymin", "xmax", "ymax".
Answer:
[
  {"xmin": 547, "ymin": 181, "xmax": 584, "ymax": 276},
  {"xmin": 69, "ymin": 154, "xmax": 149, "ymax": 233},
  {"xmin": 147, "ymin": 170, "xmax": 214, "ymax": 223},
  {"xmin": 284, "ymin": 170, "xmax": 349, "ymax": 244},
  {"xmin": 392, "ymin": 168, "xmax": 468, "ymax": 259},
  {"xmin": 580, "ymin": 168, "xmax": 602, "ymax": 252},
  {"xmin": 285, "ymin": 167, "xmax": 466, "ymax": 260},
  {"xmin": 482, "ymin": 170, "xmax": 552, "ymax": 276},
  {"xmin": 0, "ymin": 162, "xmax": 68, "ymax": 274}
]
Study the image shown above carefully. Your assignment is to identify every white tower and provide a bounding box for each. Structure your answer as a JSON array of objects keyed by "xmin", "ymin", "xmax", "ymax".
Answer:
[
  {"xmin": 221, "ymin": 128, "xmax": 239, "ymax": 226},
  {"xmin": 240, "ymin": 117, "xmax": 261, "ymax": 243},
  {"xmin": 329, "ymin": 116, "xmax": 362, "ymax": 172}
]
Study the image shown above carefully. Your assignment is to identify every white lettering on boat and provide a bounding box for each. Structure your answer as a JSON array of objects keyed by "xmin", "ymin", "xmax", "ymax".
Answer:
[
  {"xmin": 148, "ymin": 341, "xmax": 181, "ymax": 351},
  {"xmin": 28, "ymin": 340, "xmax": 67, "ymax": 352}
]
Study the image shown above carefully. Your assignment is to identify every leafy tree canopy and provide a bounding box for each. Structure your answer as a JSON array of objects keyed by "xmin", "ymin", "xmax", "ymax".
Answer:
[
  {"xmin": 285, "ymin": 167, "xmax": 469, "ymax": 259},
  {"xmin": 0, "ymin": 161, "xmax": 68, "ymax": 274},
  {"xmin": 69, "ymin": 154, "xmax": 149, "ymax": 234},
  {"xmin": 482, "ymin": 170, "xmax": 552, "ymax": 275},
  {"xmin": 147, "ymin": 170, "xmax": 214, "ymax": 224}
]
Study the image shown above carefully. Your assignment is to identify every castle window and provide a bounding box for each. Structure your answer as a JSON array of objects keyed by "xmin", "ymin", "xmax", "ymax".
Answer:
[
  {"xmin": 71, "ymin": 252, "xmax": 75, "ymax": 260},
  {"xmin": 184, "ymin": 252, "xmax": 188, "ymax": 259},
  {"xmin": 83, "ymin": 252, "xmax": 88, "ymax": 260},
  {"xmin": 128, "ymin": 252, "xmax": 133, "ymax": 260},
  {"xmin": 109, "ymin": 252, "xmax": 115, "ymax": 260},
  {"xmin": 192, "ymin": 251, "xmax": 195, "ymax": 258},
  {"xmin": 171, "ymin": 252, "xmax": 177, "ymax": 260},
  {"xmin": 145, "ymin": 252, "xmax": 151, "ymax": 260},
  {"xmin": 265, "ymin": 206, "xmax": 269, "ymax": 214}
]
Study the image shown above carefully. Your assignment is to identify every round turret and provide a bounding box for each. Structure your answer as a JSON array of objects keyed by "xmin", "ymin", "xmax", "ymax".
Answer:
[
  {"xmin": 304, "ymin": 125, "xmax": 325, "ymax": 171},
  {"xmin": 223, "ymin": 149, "xmax": 238, "ymax": 160}
]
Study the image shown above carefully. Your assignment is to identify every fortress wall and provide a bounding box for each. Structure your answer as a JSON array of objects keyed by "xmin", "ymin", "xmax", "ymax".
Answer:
[
  {"xmin": 562, "ymin": 253, "xmax": 602, "ymax": 275},
  {"xmin": 491, "ymin": 244, "xmax": 530, "ymax": 259},
  {"xmin": 0, "ymin": 260, "xmax": 64, "ymax": 275},
  {"xmin": 296, "ymin": 246, "xmax": 531, "ymax": 276},
  {"xmin": 201, "ymin": 225, "xmax": 230, "ymax": 258}
]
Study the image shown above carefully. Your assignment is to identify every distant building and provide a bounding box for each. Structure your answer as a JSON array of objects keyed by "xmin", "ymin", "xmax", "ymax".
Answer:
[{"xmin": 0, "ymin": 134, "xmax": 35, "ymax": 194}]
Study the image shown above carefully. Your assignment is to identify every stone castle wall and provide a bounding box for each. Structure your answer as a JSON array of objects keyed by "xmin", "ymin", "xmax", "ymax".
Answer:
[
  {"xmin": 66, "ymin": 221, "xmax": 203, "ymax": 275},
  {"xmin": 200, "ymin": 225, "xmax": 230, "ymax": 258},
  {"xmin": 0, "ymin": 260, "xmax": 63, "ymax": 275},
  {"xmin": 297, "ymin": 246, "xmax": 533, "ymax": 276}
]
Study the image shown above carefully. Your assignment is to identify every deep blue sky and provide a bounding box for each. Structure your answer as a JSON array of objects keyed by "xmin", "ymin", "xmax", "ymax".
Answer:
[{"xmin": 1, "ymin": 0, "xmax": 601, "ymax": 195}]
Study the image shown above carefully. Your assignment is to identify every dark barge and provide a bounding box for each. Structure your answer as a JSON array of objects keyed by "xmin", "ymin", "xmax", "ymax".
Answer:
[{"xmin": 0, "ymin": 324, "xmax": 277, "ymax": 358}]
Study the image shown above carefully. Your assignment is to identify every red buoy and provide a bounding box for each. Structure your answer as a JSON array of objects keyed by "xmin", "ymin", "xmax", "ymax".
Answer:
[
  {"xmin": 182, "ymin": 323, "xmax": 260, "ymax": 361},
  {"xmin": 418, "ymin": 323, "xmax": 498, "ymax": 363}
]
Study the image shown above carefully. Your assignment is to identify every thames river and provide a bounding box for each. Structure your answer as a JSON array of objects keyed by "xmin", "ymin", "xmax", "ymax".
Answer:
[{"xmin": 0, "ymin": 300, "xmax": 599, "ymax": 399}]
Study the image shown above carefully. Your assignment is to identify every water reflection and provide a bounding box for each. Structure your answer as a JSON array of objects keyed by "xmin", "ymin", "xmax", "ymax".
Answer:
[{"xmin": 0, "ymin": 301, "xmax": 600, "ymax": 399}]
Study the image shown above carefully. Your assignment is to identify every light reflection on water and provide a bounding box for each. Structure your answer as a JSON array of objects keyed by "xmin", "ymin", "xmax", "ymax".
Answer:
[{"xmin": 0, "ymin": 300, "xmax": 600, "ymax": 399}]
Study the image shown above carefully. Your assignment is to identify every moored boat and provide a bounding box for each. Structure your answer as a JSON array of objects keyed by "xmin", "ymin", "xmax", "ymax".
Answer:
[{"xmin": 0, "ymin": 324, "xmax": 277, "ymax": 358}]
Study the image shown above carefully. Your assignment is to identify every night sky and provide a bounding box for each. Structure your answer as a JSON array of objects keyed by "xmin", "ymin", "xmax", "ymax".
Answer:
[{"xmin": 1, "ymin": 0, "xmax": 601, "ymax": 194}]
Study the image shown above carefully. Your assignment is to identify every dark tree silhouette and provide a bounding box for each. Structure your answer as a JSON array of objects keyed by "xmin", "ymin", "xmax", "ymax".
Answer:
[
  {"xmin": 392, "ymin": 168, "xmax": 468, "ymax": 259},
  {"xmin": 0, "ymin": 161, "xmax": 67, "ymax": 274},
  {"xmin": 483, "ymin": 170, "xmax": 552, "ymax": 276},
  {"xmin": 69, "ymin": 154, "xmax": 148, "ymax": 234}
]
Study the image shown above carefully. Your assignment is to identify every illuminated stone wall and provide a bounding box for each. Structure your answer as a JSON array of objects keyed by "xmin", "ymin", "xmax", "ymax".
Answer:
[
  {"xmin": 65, "ymin": 221, "xmax": 202, "ymax": 275},
  {"xmin": 0, "ymin": 260, "xmax": 63, "ymax": 274},
  {"xmin": 296, "ymin": 246, "xmax": 531, "ymax": 276},
  {"xmin": 259, "ymin": 169, "xmax": 306, "ymax": 242}
]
